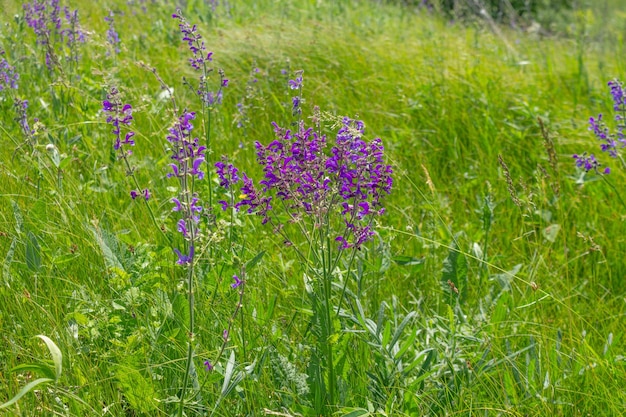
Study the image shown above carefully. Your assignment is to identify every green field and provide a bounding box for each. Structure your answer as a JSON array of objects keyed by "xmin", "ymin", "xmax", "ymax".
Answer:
[{"xmin": 1, "ymin": 0, "xmax": 625, "ymax": 415}]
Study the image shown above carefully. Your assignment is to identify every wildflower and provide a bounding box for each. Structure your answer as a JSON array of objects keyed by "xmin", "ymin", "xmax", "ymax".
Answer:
[
  {"xmin": 231, "ymin": 275, "xmax": 242, "ymax": 289},
  {"xmin": 233, "ymin": 116, "xmax": 393, "ymax": 249},
  {"xmin": 23, "ymin": 0, "xmax": 84, "ymax": 69},
  {"xmin": 204, "ymin": 360, "xmax": 213, "ymax": 371},
  {"xmin": 102, "ymin": 88, "xmax": 135, "ymax": 153},
  {"xmin": 573, "ymin": 153, "xmax": 609, "ymax": 174},
  {"xmin": 575, "ymin": 79, "xmax": 626, "ymax": 174},
  {"xmin": 172, "ymin": 10, "xmax": 212, "ymax": 71},
  {"xmin": 215, "ymin": 159, "xmax": 240, "ymax": 188},
  {"xmin": 104, "ymin": 11, "xmax": 120, "ymax": 55},
  {"xmin": 288, "ymin": 74, "xmax": 303, "ymax": 90},
  {"xmin": 0, "ymin": 51, "xmax": 19, "ymax": 92},
  {"xmin": 173, "ymin": 246, "xmax": 194, "ymax": 265}
]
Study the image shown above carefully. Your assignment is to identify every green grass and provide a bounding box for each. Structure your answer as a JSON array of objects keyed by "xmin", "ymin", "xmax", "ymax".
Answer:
[{"xmin": 1, "ymin": 0, "xmax": 626, "ymax": 415}]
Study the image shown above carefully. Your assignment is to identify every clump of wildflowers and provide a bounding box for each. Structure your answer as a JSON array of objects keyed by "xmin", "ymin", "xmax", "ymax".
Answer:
[
  {"xmin": 576, "ymin": 79, "xmax": 626, "ymax": 174},
  {"xmin": 222, "ymin": 114, "xmax": 393, "ymax": 250},
  {"xmin": 23, "ymin": 0, "xmax": 85, "ymax": 70},
  {"xmin": 102, "ymin": 86, "xmax": 159, "ymax": 206},
  {"xmin": 172, "ymin": 10, "xmax": 228, "ymax": 108},
  {"xmin": 166, "ymin": 111, "xmax": 206, "ymax": 264},
  {"xmin": 0, "ymin": 51, "xmax": 19, "ymax": 92},
  {"xmin": 104, "ymin": 11, "xmax": 121, "ymax": 55}
]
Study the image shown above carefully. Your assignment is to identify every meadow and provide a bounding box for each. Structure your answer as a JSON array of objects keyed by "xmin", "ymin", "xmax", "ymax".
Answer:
[{"xmin": 0, "ymin": 0, "xmax": 625, "ymax": 415}]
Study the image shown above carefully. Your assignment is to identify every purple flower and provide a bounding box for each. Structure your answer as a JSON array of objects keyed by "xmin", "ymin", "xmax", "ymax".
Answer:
[
  {"xmin": 102, "ymin": 87, "xmax": 135, "ymax": 154},
  {"xmin": 174, "ymin": 246, "xmax": 194, "ymax": 265},
  {"xmin": 573, "ymin": 153, "xmax": 609, "ymax": 174},
  {"xmin": 231, "ymin": 275, "xmax": 242, "ymax": 289},
  {"xmin": 172, "ymin": 10, "xmax": 212, "ymax": 71},
  {"xmin": 575, "ymin": 79, "xmax": 626, "ymax": 174},
  {"xmin": 130, "ymin": 190, "xmax": 138, "ymax": 200},
  {"xmin": 233, "ymin": 116, "xmax": 392, "ymax": 249},
  {"xmin": 218, "ymin": 200, "xmax": 229, "ymax": 211},
  {"xmin": 215, "ymin": 159, "xmax": 240, "ymax": 188},
  {"xmin": 24, "ymin": 0, "xmax": 84, "ymax": 68},
  {"xmin": 0, "ymin": 51, "xmax": 19, "ymax": 91},
  {"xmin": 204, "ymin": 360, "xmax": 213, "ymax": 371},
  {"xmin": 105, "ymin": 11, "xmax": 120, "ymax": 55},
  {"xmin": 288, "ymin": 73, "xmax": 303, "ymax": 90}
]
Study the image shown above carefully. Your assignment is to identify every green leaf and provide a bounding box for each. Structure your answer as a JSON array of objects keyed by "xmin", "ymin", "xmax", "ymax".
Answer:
[
  {"xmin": 392, "ymin": 255, "xmax": 425, "ymax": 266},
  {"xmin": 11, "ymin": 200, "xmax": 23, "ymax": 235},
  {"xmin": 36, "ymin": 335, "xmax": 62, "ymax": 381},
  {"xmin": 10, "ymin": 363, "xmax": 56, "ymax": 381},
  {"xmin": 245, "ymin": 250, "xmax": 265, "ymax": 271},
  {"xmin": 491, "ymin": 264, "xmax": 522, "ymax": 291},
  {"xmin": 89, "ymin": 225, "xmax": 124, "ymax": 271},
  {"xmin": 115, "ymin": 364, "xmax": 158, "ymax": 413},
  {"xmin": 25, "ymin": 232, "xmax": 42, "ymax": 272},
  {"xmin": 0, "ymin": 378, "xmax": 54, "ymax": 410},
  {"xmin": 3, "ymin": 237, "xmax": 16, "ymax": 285},
  {"xmin": 394, "ymin": 327, "xmax": 418, "ymax": 360},
  {"xmin": 542, "ymin": 224, "xmax": 560, "ymax": 242},
  {"xmin": 341, "ymin": 409, "xmax": 371, "ymax": 417},
  {"xmin": 389, "ymin": 311, "xmax": 417, "ymax": 350},
  {"xmin": 440, "ymin": 236, "xmax": 467, "ymax": 304}
]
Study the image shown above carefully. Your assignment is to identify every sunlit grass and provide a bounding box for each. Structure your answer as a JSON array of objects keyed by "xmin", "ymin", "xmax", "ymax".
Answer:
[{"xmin": 1, "ymin": 0, "xmax": 625, "ymax": 415}]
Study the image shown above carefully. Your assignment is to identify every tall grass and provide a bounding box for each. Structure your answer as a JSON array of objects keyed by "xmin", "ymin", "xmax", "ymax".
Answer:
[{"xmin": 1, "ymin": 0, "xmax": 625, "ymax": 415}]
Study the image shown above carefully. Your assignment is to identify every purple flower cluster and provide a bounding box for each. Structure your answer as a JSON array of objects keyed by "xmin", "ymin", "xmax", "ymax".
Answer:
[
  {"xmin": 218, "ymin": 117, "xmax": 393, "ymax": 249},
  {"xmin": 172, "ymin": 10, "xmax": 228, "ymax": 107},
  {"xmin": 573, "ymin": 153, "xmax": 609, "ymax": 174},
  {"xmin": 14, "ymin": 99, "xmax": 34, "ymax": 139},
  {"xmin": 104, "ymin": 11, "xmax": 120, "ymax": 55},
  {"xmin": 172, "ymin": 10, "xmax": 212, "ymax": 71},
  {"xmin": 23, "ymin": 0, "xmax": 85, "ymax": 68},
  {"xmin": 60, "ymin": 7, "xmax": 85, "ymax": 52},
  {"xmin": 167, "ymin": 111, "xmax": 206, "ymax": 265},
  {"xmin": 575, "ymin": 79, "xmax": 626, "ymax": 174},
  {"xmin": 102, "ymin": 87, "xmax": 135, "ymax": 153},
  {"xmin": 289, "ymin": 70, "xmax": 303, "ymax": 116},
  {"xmin": 0, "ymin": 51, "xmax": 19, "ymax": 91}
]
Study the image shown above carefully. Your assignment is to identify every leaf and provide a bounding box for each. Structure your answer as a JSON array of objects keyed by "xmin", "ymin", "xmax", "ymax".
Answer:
[
  {"xmin": 341, "ymin": 410, "xmax": 371, "ymax": 417},
  {"xmin": 0, "ymin": 378, "xmax": 54, "ymax": 410},
  {"xmin": 10, "ymin": 363, "xmax": 56, "ymax": 381},
  {"xmin": 11, "ymin": 200, "xmax": 23, "ymax": 235},
  {"xmin": 491, "ymin": 264, "xmax": 522, "ymax": 291},
  {"xmin": 392, "ymin": 255, "xmax": 425, "ymax": 266},
  {"xmin": 389, "ymin": 311, "xmax": 417, "ymax": 350},
  {"xmin": 394, "ymin": 327, "xmax": 418, "ymax": 360},
  {"xmin": 221, "ymin": 351, "xmax": 244, "ymax": 398},
  {"xmin": 47, "ymin": 145, "xmax": 61, "ymax": 168},
  {"xmin": 115, "ymin": 362, "xmax": 157, "ymax": 412},
  {"xmin": 25, "ymin": 232, "xmax": 42, "ymax": 272},
  {"xmin": 542, "ymin": 224, "xmax": 560, "ymax": 242},
  {"xmin": 245, "ymin": 250, "xmax": 265, "ymax": 271},
  {"xmin": 440, "ymin": 236, "xmax": 467, "ymax": 304},
  {"xmin": 89, "ymin": 225, "xmax": 124, "ymax": 271},
  {"xmin": 3, "ymin": 237, "xmax": 16, "ymax": 286},
  {"xmin": 36, "ymin": 335, "xmax": 62, "ymax": 381}
]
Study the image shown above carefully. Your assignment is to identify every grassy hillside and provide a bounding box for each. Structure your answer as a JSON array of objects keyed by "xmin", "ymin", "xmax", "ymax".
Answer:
[{"xmin": 0, "ymin": 0, "xmax": 625, "ymax": 415}]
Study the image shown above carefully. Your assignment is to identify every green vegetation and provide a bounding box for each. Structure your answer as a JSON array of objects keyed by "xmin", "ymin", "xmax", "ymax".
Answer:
[{"xmin": 1, "ymin": 0, "xmax": 625, "ymax": 415}]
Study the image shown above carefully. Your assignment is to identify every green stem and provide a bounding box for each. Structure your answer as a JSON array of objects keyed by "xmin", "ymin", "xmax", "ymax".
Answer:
[
  {"xmin": 600, "ymin": 173, "xmax": 626, "ymax": 212},
  {"xmin": 178, "ymin": 260, "xmax": 195, "ymax": 417},
  {"xmin": 321, "ymin": 236, "xmax": 335, "ymax": 410}
]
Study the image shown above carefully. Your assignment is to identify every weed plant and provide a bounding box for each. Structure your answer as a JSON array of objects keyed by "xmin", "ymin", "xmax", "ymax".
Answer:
[{"xmin": 1, "ymin": 0, "xmax": 625, "ymax": 416}]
